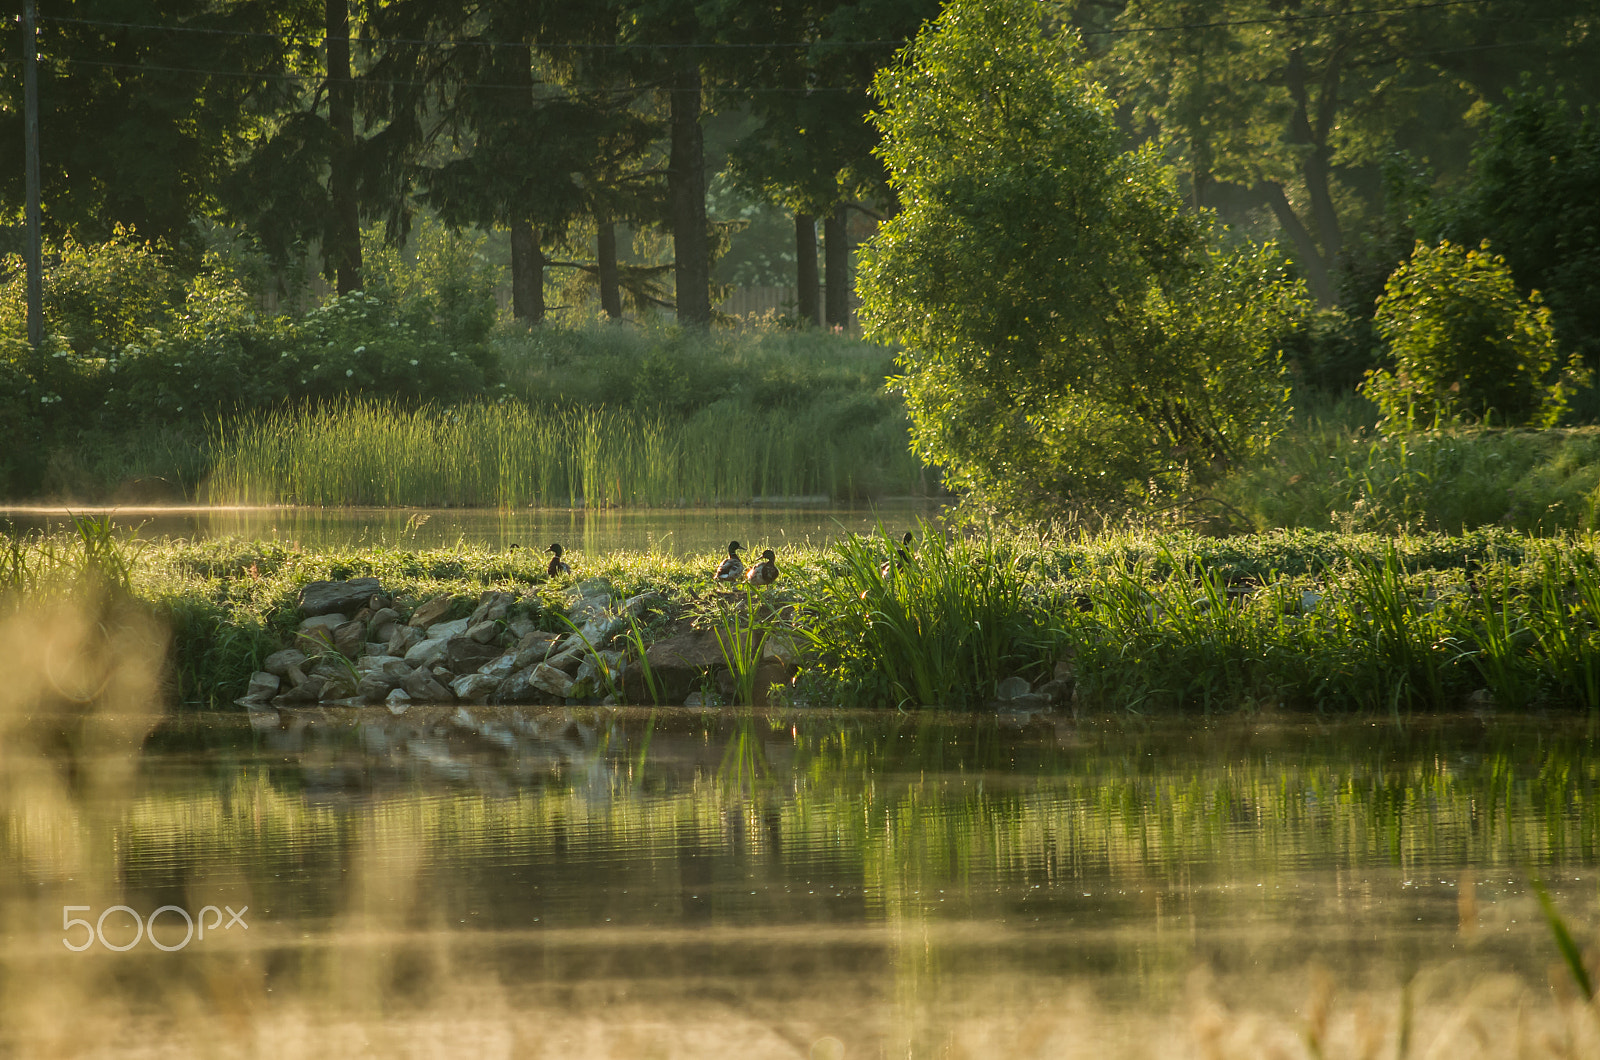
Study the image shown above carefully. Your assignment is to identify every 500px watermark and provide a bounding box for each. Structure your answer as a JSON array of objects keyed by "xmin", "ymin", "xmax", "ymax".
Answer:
[{"xmin": 62, "ymin": 905, "xmax": 248, "ymax": 952}]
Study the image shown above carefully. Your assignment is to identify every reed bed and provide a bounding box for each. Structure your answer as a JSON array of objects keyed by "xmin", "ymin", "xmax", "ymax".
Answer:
[
  {"xmin": 796, "ymin": 526, "xmax": 1600, "ymax": 711},
  {"xmin": 205, "ymin": 397, "xmax": 905, "ymax": 507}
]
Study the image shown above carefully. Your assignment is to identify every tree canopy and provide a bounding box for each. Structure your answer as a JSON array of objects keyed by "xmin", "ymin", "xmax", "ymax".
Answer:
[{"xmin": 860, "ymin": 0, "xmax": 1306, "ymax": 518}]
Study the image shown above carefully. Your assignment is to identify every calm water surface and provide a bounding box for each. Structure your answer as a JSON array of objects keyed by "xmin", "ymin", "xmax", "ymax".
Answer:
[
  {"xmin": 2, "ymin": 709, "xmax": 1597, "ymax": 1058},
  {"xmin": 0, "ymin": 505, "xmax": 937, "ymax": 555}
]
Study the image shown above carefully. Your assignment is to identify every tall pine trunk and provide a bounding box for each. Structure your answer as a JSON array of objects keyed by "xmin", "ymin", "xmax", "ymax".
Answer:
[
  {"xmin": 824, "ymin": 207, "xmax": 849, "ymax": 330},
  {"xmin": 668, "ymin": 64, "xmax": 710, "ymax": 326},
  {"xmin": 511, "ymin": 222, "xmax": 544, "ymax": 324},
  {"xmin": 795, "ymin": 212, "xmax": 819, "ymax": 327},
  {"xmin": 325, "ymin": 0, "xmax": 361, "ymax": 295}
]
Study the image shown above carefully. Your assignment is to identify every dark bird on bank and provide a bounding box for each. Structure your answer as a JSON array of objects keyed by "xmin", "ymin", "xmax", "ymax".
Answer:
[
  {"xmin": 881, "ymin": 531, "xmax": 915, "ymax": 578},
  {"xmin": 716, "ymin": 541, "xmax": 745, "ymax": 582},
  {"xmin": 745, "ymin": 548, "xmax": 779, "ymax": 586},
  {"xmin": 545, "ymin": 542, "xmax": 571, "ymax": 577}
]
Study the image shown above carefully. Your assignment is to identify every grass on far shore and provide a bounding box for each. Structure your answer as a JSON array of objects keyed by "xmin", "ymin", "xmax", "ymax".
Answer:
[{"xmin": 7, "ymin": 518, "xmax": 1600, "ymax": 715}]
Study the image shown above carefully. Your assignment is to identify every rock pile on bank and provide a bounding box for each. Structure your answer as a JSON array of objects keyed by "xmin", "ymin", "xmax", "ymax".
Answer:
[{"xmin": 236, "ymin": 576, "xmax": 802, "ymax": 715}]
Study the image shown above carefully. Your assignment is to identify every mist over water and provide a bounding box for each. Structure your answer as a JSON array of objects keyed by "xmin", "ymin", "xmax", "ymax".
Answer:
[{"xmin": 3, "ymin": 680, "xmax": 1598, "ymax": 1056}]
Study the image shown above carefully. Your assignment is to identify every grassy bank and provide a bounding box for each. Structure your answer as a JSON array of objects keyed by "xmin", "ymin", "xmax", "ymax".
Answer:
[
  {"xmin": 7, "ymin": 520, "xmax": 1600, "ymax": 713},
  {"xmin": 1214, "ymin": 399, "xmax": 1600, "ymax": 535}
]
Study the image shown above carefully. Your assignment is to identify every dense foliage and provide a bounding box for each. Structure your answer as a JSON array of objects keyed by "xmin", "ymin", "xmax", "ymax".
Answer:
[
  {"xmin": 1361, "ymin": 240, "xmax": 1578, "ymax": 428},
  {"xmin": 859, "ymin": 0, "xmax": 1306, "ymax": 518}
]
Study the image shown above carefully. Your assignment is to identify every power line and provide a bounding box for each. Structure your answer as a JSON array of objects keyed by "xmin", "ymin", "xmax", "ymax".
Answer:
[
  {"xmin": 35, "ymin": 14, "xmax": 906, "ymax": 52},
  {"xmin": 45, "ymin": 55, "xmax": 874, "ymax": 95},
  {"xmin": 1085, "ymin": 0, "xmax": 1499, "ymax": 36},
  {"xmin": 32, "ymin": 0, "xmax": 1521, "ymax": 54}
]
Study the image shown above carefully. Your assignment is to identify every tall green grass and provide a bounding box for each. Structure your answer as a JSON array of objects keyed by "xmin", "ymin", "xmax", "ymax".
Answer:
[
  {"xmin": 800, "ymin": 524, "xmax": 1051, "ymax": 708},
  {"xmin": 206, "ymin": 397, "xmax": 919, "ymax": 507},
  {"xmin": 1217, "ymin": 407, "xmax": 1600, "ymax": 534}
]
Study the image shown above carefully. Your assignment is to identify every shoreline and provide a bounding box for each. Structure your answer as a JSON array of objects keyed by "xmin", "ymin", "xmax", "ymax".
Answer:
[{"xmin": 5, "ymin": 525, "xmax": 1600, "ymax": 714}]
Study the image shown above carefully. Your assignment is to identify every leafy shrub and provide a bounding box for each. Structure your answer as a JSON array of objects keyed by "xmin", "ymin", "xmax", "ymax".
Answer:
[
  {"xmin": 857, "ymin": 0, "xmax": 1306, "ymax": 519},
  {"xmin": 0, "ymin": 226, "xmax": 180, "ymax": 358},
  {"xmin": 1361, "ymin": 240, "xmax": 1580, "ymax": 428}
]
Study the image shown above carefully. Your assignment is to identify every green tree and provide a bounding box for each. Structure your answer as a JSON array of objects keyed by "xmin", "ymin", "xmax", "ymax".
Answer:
[
  {"xmin": 1361, "ymin": 240, "xmax": 1577, "ymax": 429},
  {"xmin": 0, "ymin": 0, "xmax": 308, "ymax": 252},
  {"xmin": 1437, "ymin": 88, "xmax": 1600, "ymax": 371},
  {"xmin": 860, "ymin": 0, "xmax": 1305, "ymax": 518},
  {"xmin": 1083, "ymin": 0, "xmax": 1600, "ymax": 307}
]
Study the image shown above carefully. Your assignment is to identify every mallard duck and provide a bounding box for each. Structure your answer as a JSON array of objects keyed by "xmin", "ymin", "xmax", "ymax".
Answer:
[
  {"xmin": 745, "ymin": 548, "xmax": 779, "ymax": 586},
  {"xmin": 881, "ymin": 531, "xmax": 915, "ymax": 577},
  {"xmin": 715, "ymin": 541, "xmax": 745, "ymax": 582},
  {"xmin": 545, "ymin": 542, "xmax": 571, "ymax": 577}
]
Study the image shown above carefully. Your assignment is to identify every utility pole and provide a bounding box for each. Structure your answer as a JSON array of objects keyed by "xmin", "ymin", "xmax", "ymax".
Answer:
[{"xmin": 21, "ymin": 0, "xmax": 43, "ymax": 348}]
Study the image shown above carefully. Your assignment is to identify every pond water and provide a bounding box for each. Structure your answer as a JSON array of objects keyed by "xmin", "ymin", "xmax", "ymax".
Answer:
[
  {"xmin": 0, "ymin": 504, "xmax": 937, "ymax": 556},
  {"xmin": 2, "ymin": 708, "xmax": 1596, "ymax": 1058}
]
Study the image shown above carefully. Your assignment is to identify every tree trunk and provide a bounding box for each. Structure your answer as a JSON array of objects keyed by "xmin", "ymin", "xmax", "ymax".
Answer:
[
  {"xmin": 1283, "ymin": 46, "xmax": 1343, "ymax": 291},
  {"xmin": 1260, "ymin": 181, "xmax": 1335, "ymax": 306},
  {"xmin": 795, "ymin": 212, "xmax": 819, "ymax": 327},
  {"xmin": 824, "ymin": 206, "xmax": 849, "ymax": 330},
  {"xmin": 325, "ymin": 0, "xmax": 361, "ymax": 295},
  {"xmin": 598, "ymin": 221, "xmax": 623, "ymax": 320},
  {"xmin": 668, "ymin": 63, "xmax": 710, "ymax": 326},
  {"xmin": 510, "ymin": 221, "xmax": 544, "ymax": 324}
]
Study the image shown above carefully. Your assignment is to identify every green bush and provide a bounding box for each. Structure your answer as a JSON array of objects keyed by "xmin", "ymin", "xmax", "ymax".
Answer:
[
  {"xmin": 857, "ymin": 0, "xmax": 1305, "ymax": 519},
  {"xmin": 1361, "ymin": 240, "xmax": 1581, "ymax": 428},
  {"xmin": 0, "ymin": 226, "xmax": 180, "ymax": 358}
]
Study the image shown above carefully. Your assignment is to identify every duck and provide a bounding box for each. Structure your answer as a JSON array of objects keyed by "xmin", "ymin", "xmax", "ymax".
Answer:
[
  {"xmin": 545, "ymin": 542, "xmax": 571, "ymax": 578},
  {"xmin": 881, "ymin": 531, "xmax": 915, "ymax": 578},
  {"xmin": 715, "ymin": 541, "xmax": 745, "ymax": 582},
  {"xmin": 744, "ymin": 548, "xmax": 779, "ymax": 586}
]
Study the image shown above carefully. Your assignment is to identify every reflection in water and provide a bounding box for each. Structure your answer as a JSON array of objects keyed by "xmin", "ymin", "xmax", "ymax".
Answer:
[
  {"xmin": 3, "ymin": 615, "xmax": 1600, "ymax": 1058},
  {"xmin": 0, "ymin": 505, "xmax": 937, "ymax": 556}
]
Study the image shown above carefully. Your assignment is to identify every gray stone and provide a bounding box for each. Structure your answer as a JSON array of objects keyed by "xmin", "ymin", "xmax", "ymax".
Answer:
[
  {"xmin": 477, "ymin": 652, "xmax": 522, "ymax": 682},
  {"xmin": 631, "ymin": 629, "xmax": 726, "ymax": 704},
  {"xmin": 517, "ymin": 630, "xmax": 558, "ymax": 652},
  {"xmin": 297, "ymin": 612, "xmax": 346, "ymax": 638},
  {"xmin": 469, "ymin": 591, "xmax": 515, "ymax": 627},
  {"xmin": 367, "ymin": 607, "xmax": 400, "ymax": 644},
  {"xmin": 446, "ymin": 636, "xmax": 501, "ymax": 671},
  {"xmin": 407, "ymin": 595, "xmax": 454, "ymax": 629},
  {"xmin": 401, "ymin": 668, "xmax": 455, "ymax": 704},
  {"xmin": 356, "ymin": 653, "xmax": 405, "ymax": 672},
  {"xmin": 467, "ymin": 619, "xmax": 501, "ymax": 644},
  {"xmin": 450, "ymin": 672, "xmax": 503, "ymax": 703},
  {"xmin": 995, "ymin": 676, "xmax": 1033, "ymax": 701},
  {"xmin": 362, "ymin": 641, "xmax": 388, "ymax": 657},
  {"xmin": 507, "ymin": 615, "xmax": 538, "ymax": 640},
  {"xmin": 298, "ymin": 577, "xmax": 383, "ymax": 618},
  {"xmin": 386, "ymin": 624, "xmax": 423, "ymax": 657},
  {"xmin": 243, "ymin": 670, "xmax": 279, "ymax": 700},
  {"xmin": 403, "ymin": 636, "xmax": 448, "ymax": 670},
  {"xmin": 263, "ymin": 649, "xmax": 308, "ymax": 679},
  {"xmin": 385, "ymin": 688, "xmax": 412, "ymax": 714},
  {"xmin": 545, "ymin": 647, "xmax": 585, "ymax": 676},
  {"xmin": 333, "ymin": 619, "xmax": 366, "ymax": 660},
  {"xmin": 528, "ymin": 663, "xmax": 575, "ymax": 698},
  {"xmin": 272, "ymin": 675, "xmax": 324, "ymax": 706},
  {"xmin": 317, "ymin": 671, "xmax": 359, "ymax": 701},
  {"xmin": 492, "ymin": 665, "xmax": 543, "ymax": 705},
  {"xmin": 357, "ymin": 673, "xmax": 396, "ymax": 702},
  {"xmin": 427, "ymin": 617, "xmax": 471, "ymax": 642}
]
